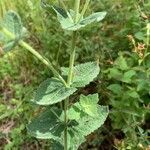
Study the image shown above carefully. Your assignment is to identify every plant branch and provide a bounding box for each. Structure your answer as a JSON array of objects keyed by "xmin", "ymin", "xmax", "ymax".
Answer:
[
  {"xmin": 63, "ymin": 31, "xmax": 77, "ymax": 150},
  {"xmin": 1, "ymin": 27, "xmax": 67, "ymax": 86},
  {"xmin": 67, "ymin": 31, "xmax": 77, "ymax": 85}
]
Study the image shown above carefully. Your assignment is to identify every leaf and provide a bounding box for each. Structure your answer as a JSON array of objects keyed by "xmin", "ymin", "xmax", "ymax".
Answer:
[
  {"xmin": 28, "ymin": 94, "xmax": 109, "ymax": 150},
  {"xmin": 67, "ymin": 103, "xmax": 82, "ymax": 120},
  {"xmin": 108, "ymin": 68, "xmax": 122, "ymax": 79},
  {"xmin": 2, "ymin": 41, "xmax": 16, "ymax": 52},
  {"xmin": 68, "ymin": 94, "xmax": 99, "ymax": 120},
  {"xmin": 3, "ymin": 11, "xmax": 23, "ymax": 36},
  {"xmin": 67, "ymin": 105, "xmax": 109, "ymax": 150},
  {"xmin": 53, "ymin": 7, "xmax": 106, "ymax": 31},
  {"xmin": 80, "ymin": 12, "xmax": 107, "ymax": 25},
  {"xmin": 121, "ymin": 70, "xmax": 136, "ymax": 83},
  {"xmin": 107, "ymin": 84, "xmax": 122, "ymax": 94},
  {"xmin": 0, "ymin": 11, "xmax": 27, "ymax": 52},
  {"xmin": 126, "ymin": 90, "xmax": 139, "ymax": 99},
  {"xmin": 115, "ymin": 55, "xmax": 128, "ymax": 70},
  {"xmin": 32, "ymin": 78, "xmax": 77, "ymax": 105},
  {"xmin": 79, "ymin": 94, "xmax": 99, "ymax": 117},
  {"xmin": 134, "ymin": 32, "xmax": 145, "ymax": 41},
  {"xmin": 61, "ymin": 62, "xmax": 100, "ymax": 87},
  {"xmin": 51, "ymin": 140, "xmax": 64, "ymax": 150},
  {"xmin": 27, "ymin": 107, "xmax": 64, "ymax": 141}
]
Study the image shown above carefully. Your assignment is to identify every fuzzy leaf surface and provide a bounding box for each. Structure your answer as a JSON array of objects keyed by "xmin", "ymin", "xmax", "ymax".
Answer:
[
  {"xmin": 67, "ymin": 105, "xmax": 109, "ymax": 150},
  {"xmin": 32, "ymin": 78, "xmax": 77, "ymax": 105},
  {"xmin": 28, "ymin": 94, "xmax": 108, "ymax": 150},
  {"xmin": 2, "ymin": 11, "xmax": 23, "ymax": 36},
  {"xmin": 79, "ymin": 94, "xmax": 99, "ymax": 117},
  {"xmin": 53, "ymin": 7, "xmax": 106, "ymax": 31},
  {"xmin": 0, "ymin": 11, "xmax": 27, "ymax": 52},
  {"xmin": 62, "ymin": 62, "xmax": 100, "ymax": 88},
  {"xmin": 27, "ymin": 107, "xmax": 64, "ymax": 141}
]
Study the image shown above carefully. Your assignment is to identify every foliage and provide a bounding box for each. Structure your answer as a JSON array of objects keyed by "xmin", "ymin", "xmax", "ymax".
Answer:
[
  {"xmin": 0, "ymin": 0, "xmax": 149, "ymax": 149},
  {"xmin": 102, "ymin": 29, "xmax": 150, "ymax": 148},
  {"xmin": 0, "ymin": 1, "xmax": 108, "ymax": 149}
]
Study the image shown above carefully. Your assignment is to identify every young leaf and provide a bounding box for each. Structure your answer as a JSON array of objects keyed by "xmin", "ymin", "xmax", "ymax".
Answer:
[
  {"xmin": 53, "ymin": 7, "xmax": 106, "ymax": 31},
  {"xmin": 67, "ymin": 94, "xmax": 99, "ymax": 120},
  {"xmin": 79, "ymin": 94, "xmax": 99, "ymax": 117},
  {"xmin": 62, "ymin": 62, "xmax": 100, "ymax": 87},
  {"xmin": 27, "ymin": 107, "xmax": 64, "ymax": 141},
  {"xmin": 32, "ymin": 78, "xmax": 77, "ymax": 105}
]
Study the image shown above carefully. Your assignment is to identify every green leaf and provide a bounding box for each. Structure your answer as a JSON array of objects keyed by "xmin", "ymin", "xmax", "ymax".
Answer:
[
  {"xmin": 51, "ymin": 140, "xmax": 64, "ymax": 150},
  {"xmin": 108, "ymin": 68, "xmax": 122, "ymax": 79},
  {"xmin": 28, "ymin": 94, "xmax": 109, "ymax": 150},
  {"xmin": 80, "ymin": 12, "xmax": 107, "ymax": 26},
  {"xmin": 134, "ymin": 32, "xmax": 145, "ymax": 41},
  {"xmin": 32, "ymin": 78, "xmax": 77, "ymax": 105},
  {"xmin": 62, "ymin": 62, "xmax": 100, "ymax": 87},
  {"xmin": 107, "ymin": 84, "xmax": 122, "ymax": 94},
  {"xmin": 54, "ymin": 7, "xmax": 106, "ymax": 31},
  {"xmin": 0, "ymin": 11, "xmax": 27, "ymax": 52},
  {"xmin": 121, "ymin": 70, "xmax": 136, "ymax": 83},
  {"xmin": 68, "ymin": 94, "xmax": 99, "ymax": 120},
  {"xmin": 3, "ymin": 11, "xmax": 23, "ymax": 36},
  {"xmin": 27, "ymin": 107, "xmax": 64, "ymax": 141},
  {"xmin": 79, "ymin": 94, "xmax": 99, "ymax": 117},
  {"xmin": 2, "ymin": 41, "xmax": 16, "ymax": 52},
  {"xmin": 67, "ymin": 105, "xmax": 109, "ymax": 150},
  {"xmin": 67, "ymin": 103, "xmax": 82, "ymax": 120},
  {"xmin": 126, "ymin": 90, "xmax": 139, "ymax": 99},
  {"xmin": 115, "ymin": 55, "xmax": 128, "ymax": 70}
]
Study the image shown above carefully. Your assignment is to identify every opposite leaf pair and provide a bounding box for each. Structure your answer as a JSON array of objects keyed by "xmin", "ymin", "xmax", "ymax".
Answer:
[
  {"xmin": 41, "ymin": 1, "xmax": 107, "ymax": 31},
  {"xmin": 28, "ymin": 61, "xmax": 108, "ymax": 149},
  {"xmin": 28, "ymin": 94, "xmax": 108, "ymax": 150},
  {"xmin": 32, "ymin": 62, "xmax": 100, "ymax": 105}
]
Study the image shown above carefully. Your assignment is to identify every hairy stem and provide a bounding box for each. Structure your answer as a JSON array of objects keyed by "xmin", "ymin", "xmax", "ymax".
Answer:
[
  {"xmin": 67, "ymin": 32, "xmax": 77, "ymax": 85},
  {"xmin": 64, "ymin": 2, "xmax": 80, "ymax": 149},
  {"xmin": 63, "ymin": 31, "xmax": 77, "ymax": 150},
  {"xmin": 1, "ymin": 27, "xmax": 67, "ymax": 86}
]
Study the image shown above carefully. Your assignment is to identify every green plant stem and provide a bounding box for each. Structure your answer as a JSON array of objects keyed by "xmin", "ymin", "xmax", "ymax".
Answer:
[
  {"xmin": 67, "ymin": 32, "xmax": 77, "ymax": 85},
  {"xmin": 63, "ymin": 31, "xmax": 77, "ymax": 150},
  {"xmin": 63, "ymin": 2, "xmax": 80, "ymax": 148},
  {"xmin": 1, "ymin": 27, "xmax": 67, "ymax": 86},
  {"xmin": 64, "ymin": 97, "xmax": 68, "ymax": 150}
]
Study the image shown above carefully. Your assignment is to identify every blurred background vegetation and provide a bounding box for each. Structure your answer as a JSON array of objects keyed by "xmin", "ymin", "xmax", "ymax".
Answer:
[{"xmin": 0, "ymin": 0, "xmax": 150, "ymax": 149}]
